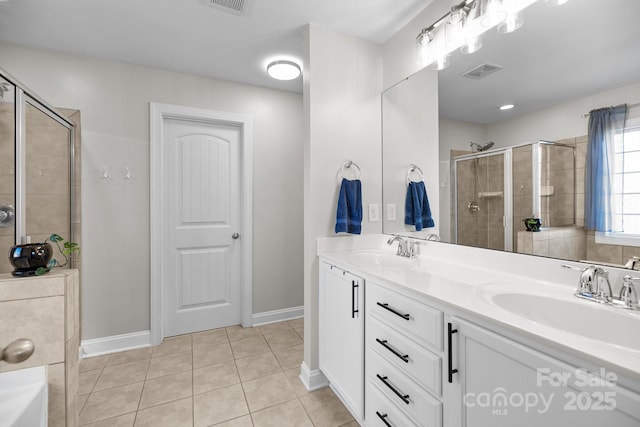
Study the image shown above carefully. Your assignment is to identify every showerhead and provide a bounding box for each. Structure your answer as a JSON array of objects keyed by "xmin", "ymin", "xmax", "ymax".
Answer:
[{"xmin": 469, "ymin": 141, "xmax": 495, "ymax": 152}]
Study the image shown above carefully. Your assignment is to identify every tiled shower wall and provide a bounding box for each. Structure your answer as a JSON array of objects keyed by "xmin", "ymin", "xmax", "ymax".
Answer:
[
  {"xmin": 517, "ymin": 135, "xmax": 640, "ymax": 264},
  {"xmin": 456, "ymin": 154, "xmax": 505, "ymax": 250}
]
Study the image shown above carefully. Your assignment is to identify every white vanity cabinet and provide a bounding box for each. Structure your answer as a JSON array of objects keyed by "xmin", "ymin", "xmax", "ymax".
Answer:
[
  {"xmin": 365, "ymin": 281, "xmax": 444, "ymax": 427},
  {"xmin": 445, "ymin": 316, "xmax": 640, "ymax": 427},
  {"xmin": 319, "ymin": 261, "xmax": 365, "ymax": 421}
]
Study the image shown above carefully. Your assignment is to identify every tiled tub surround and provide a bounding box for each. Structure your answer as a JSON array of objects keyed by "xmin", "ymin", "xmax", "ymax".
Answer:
[
  {"xmin": 78, "ymin": 319, "xmax": 357, "ymax": 427},
  {"xmin": 0, "ymin": 269, "xmax": 80, "ymax": 426}
]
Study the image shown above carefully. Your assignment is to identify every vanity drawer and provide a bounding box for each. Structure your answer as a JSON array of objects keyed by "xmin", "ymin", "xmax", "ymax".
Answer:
[
  {"xmin": 367, "ymin": 282, "xmax": 443, "ymax": 351},
  {"xmin": 368, "ymin": 316, "xmax": 442, "ymax": 396},
  {"xmin": 367, "ymin": 349, "xmax": 443, "ymax": 425},
  {"xmin": 367, "ymin": 380, "xmax": 420, "ymax": 427}
]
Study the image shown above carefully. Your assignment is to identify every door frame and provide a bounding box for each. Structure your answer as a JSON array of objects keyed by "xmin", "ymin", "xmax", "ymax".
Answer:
[{"xmin": 149, "ymin": 102, "xmax": 253, "ymax": 345}]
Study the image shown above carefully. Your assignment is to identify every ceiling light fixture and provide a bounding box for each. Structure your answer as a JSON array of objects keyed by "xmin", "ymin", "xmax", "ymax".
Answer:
[
  {"xmin": 266, "ymin": 60, "xmax": 301, "ymax": 81},
  {"xmin": 416, "ymin": 0, "xmax": 539, "ymax": 69},
  {"xmin": 499, "ymin": 104, "xmax": 515, "ymax": 110}
]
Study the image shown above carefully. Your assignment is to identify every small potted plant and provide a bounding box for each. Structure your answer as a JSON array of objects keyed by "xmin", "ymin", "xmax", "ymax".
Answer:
[
  {"xmin": 522, "ymin": 216, "xmax": 542, "ymax": 232},
  {"xmin": 8, "ymin": 234, "xmax": 79, "ymax": 276}
]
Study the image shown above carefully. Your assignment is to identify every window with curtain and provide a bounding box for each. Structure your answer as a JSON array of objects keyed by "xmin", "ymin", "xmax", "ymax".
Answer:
[
  {"xmin": 612, "ymin": 120, "xmax": 640, "ymax": 235},
  {"xmin": 584, "ymin": 104, "xmax": 627, "ymax": 233}
]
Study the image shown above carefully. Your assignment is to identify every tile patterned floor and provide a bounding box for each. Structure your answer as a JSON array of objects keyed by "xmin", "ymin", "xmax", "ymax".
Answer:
[{"xmin": 78, "ymin": 319, "xmax": 357, "ymax": 427}]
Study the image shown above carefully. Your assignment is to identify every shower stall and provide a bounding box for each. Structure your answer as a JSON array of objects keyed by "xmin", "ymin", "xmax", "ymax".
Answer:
[
  {"xmin": 452, "ymin": 141, "xmax": 576, "ymax": 252},
  {"xmin": 0, "ymin": 69, "xmax": 79, "ymax": 274}
]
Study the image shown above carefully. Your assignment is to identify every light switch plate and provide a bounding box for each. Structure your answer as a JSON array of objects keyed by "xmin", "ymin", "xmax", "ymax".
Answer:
[
  {"xmin": 368, "ymin": 203, "xmax": 379, "ymax": 222},
  {"xmin": 387, "ymin": 203, "xmax": 397, "ymax": 221}
]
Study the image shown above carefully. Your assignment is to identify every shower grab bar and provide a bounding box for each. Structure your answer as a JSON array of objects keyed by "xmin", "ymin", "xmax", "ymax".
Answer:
[
  {"xmin": 406, "ymin": 164, "xmax": 424, "ymax": 184},
  {"xmin": 336, "ymin": 160, "xmax": 361, "ymax": 182}
]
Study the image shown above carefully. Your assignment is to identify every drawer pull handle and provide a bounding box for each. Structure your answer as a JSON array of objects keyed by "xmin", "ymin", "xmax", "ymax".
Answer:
[
  {"xmin": 351, "ymin": 281, "xmax": 359, "ymax": 319},
  {"xmin": 448, "ymin": 322, "xmax": 458, "ymax": 383},
  {"xmin": 376, "ymin": 302, "xmax": 410, "ymax": 320},
  {"xmin": 376, "ymin": 374, "xmax": 410, "ymax": 405},
  {"xmin": 376, "ymin": 411, "xmax": 392, "ymax": 426},
  {"xmin": 376, "ymin": 338, "xmax": 409, "ymax": 363}
]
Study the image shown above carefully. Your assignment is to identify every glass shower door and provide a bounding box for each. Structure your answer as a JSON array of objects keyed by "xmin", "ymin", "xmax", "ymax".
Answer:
[
  {"xmin": 455, "ymin": 151, "xmax": 507, "ymax": 251},
  {"xmin": 24, "ymin": 102, "xmax": 72, "ymax": 245},
  {"xmin": 0, "ymin": 78, "xmax": 16, "ymax": 273}
]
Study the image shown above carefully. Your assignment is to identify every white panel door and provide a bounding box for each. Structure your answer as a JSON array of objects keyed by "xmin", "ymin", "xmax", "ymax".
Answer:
[{"xmin": 163, "ymin": 118, "xmax": 242, "ymax": 337}]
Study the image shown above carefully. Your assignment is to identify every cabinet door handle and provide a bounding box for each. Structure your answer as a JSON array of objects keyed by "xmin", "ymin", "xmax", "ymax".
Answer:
[
  {"xmin": 375, "ymin": 338, "xmax": 409, "ymax": 363},
  {"xmin": 352, "ymin": 281, "xmax": 359, "ymax": 319},
  {"xmin": 448, "ymin": 322, "xmax": 458, "ymax": 383},
  {"xmin": 376, "ymin": 411, "xmax": 392, "ymax": 426},
  {"xmin": 376, "ymin": 374, "xmax": 410, "ymax": 405},
  {"xmin": 376, "ymin": 302, "xmax": 410, "ymax": 320}
]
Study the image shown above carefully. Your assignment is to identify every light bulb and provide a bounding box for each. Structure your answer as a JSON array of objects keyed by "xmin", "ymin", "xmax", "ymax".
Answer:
[
  {"xmin": 461, "ymin": 35, "xmax": 483, "ymax": 54},
  {"xmin": 497, "ymin": 11, "xmax": 523, "ymax": 33}
]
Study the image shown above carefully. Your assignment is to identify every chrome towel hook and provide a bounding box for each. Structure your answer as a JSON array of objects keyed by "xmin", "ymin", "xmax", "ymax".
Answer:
[
  {"xmin": 406, "ymin": 164, "xmax": 424, "ymax": 185},
  {"xmin": 337, "ymin": 160, "xmax": 362, "ymax": 183}
]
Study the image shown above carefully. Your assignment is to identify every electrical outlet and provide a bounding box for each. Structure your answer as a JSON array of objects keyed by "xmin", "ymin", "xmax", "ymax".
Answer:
[
  {"xmin": 387, "ymin": 203, "xmax": 397, "ymax": 221},
  {"xmin": 368, "ymin": 203, "xmax": 379, "ymax": 222}
]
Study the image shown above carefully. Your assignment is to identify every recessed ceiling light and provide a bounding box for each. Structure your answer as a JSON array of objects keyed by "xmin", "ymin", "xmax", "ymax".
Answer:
[
  {"xmin": 499, "ymin": 104, "xmax": 515, "ymax": 111},
  {"xmin": 266, "ymin": 60, "xmax": 301, "ymax": 81}
]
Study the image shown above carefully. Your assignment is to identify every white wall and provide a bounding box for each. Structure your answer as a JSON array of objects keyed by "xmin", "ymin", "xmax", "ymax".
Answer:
[
  {"xmin": 487, "ymin": 81, "xmax": 640, "ymax": 145},
  {"xmin": 0, "ymin": 42, "xmax": 304, "ymax": 340},
  {"xmin": 303, "ymin": 25, "xmax": 382, "ymax": 377},
  {"xmin": 382, "ymin": 69, "xmax": 440, "ymax": 238},
  {"xmin": 382, "ymin": 0, "xmax": 446, "ymax": 90}
]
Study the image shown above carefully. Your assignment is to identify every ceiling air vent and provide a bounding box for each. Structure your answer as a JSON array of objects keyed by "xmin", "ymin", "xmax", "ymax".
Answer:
[
  {"xmin": 201, "ymin": 0, "xmax": 251, "ymax": 15},
  {"xmin": 461, "ymin": 63, "xmax": 503, "ymax": 79}
]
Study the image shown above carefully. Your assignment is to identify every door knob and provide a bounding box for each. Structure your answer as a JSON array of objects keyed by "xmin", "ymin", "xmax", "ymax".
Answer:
[{"xmin": 232, "ymin": 233, "xmax": 240, "ymax": 239}]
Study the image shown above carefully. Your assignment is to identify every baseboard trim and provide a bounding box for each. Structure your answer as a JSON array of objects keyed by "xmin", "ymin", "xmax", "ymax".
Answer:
[
  {"xmin": 80, "ymin": 330, "xmax": 152, "ymax": 358},
  {"xmin": 252, "ymin": 306, "xmax": 304, "ymax": 326},
  {"xmin": 300, "ymin": 361, "xmax": 329, "ymax": 392}
]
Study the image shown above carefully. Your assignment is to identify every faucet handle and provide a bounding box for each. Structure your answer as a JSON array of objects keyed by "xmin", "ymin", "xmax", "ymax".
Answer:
[
  {"xmin": 562, "ymin": 264, "xmax": 597, "ymax": 295},
  {"xmin": 620, "ymin": 275, "xmax": 640, "ymax": 309}
]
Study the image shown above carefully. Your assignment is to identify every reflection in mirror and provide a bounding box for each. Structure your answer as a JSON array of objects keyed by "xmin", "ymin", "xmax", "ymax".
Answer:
[
  {"xmin": 382, "ymin": 69, "xmax": 440, "ymax": 238},
  {"xmin": 382, "ymin": 0, "xmax": 640, "ymax": 268}
]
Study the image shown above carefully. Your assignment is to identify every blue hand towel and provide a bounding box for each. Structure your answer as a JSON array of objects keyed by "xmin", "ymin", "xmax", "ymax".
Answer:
[
  {"xmin": 335, "ymin": 178, "xmax": 362, "ymax": 234},
  {"xmin": 405, "ymin": 181, "xmax": 435, "ymax": 231}
]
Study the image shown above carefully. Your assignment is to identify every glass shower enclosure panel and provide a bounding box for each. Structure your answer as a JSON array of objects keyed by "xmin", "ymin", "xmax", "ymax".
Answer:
[
  {"xmin": 454, "ymin": 151, "xmax": 510, "ymax": 251},
  {"xmin": 0, "ymin": 78, "xmax": 16, "ymax": 273},
  {"xmin": 24, "ymin": 102, "xmax": 72, "ymax": 244},
  {"xmin": 539, "ymin": 143, "xmax": 575, "ymax": 227}
]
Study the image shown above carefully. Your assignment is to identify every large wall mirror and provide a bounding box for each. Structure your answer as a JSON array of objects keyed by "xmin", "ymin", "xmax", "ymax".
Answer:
[{"xmin": 382, "ymin": 0, "xmax": 640, "ymax": 267}]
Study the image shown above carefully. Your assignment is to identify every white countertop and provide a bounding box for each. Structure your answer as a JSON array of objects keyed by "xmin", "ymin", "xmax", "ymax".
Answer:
[{"xmin": 317, "ymin": 236, "xmax": 640, "ymax": 387}]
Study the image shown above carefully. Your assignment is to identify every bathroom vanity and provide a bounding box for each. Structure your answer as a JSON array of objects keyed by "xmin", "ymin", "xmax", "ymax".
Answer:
[
  {"xmin": 0, "ymin": 270, "xmax": 80, "ymax": 427},
  {"xmin": 318, "ymin": 236, "xmax": 640, "ymax": 426}
]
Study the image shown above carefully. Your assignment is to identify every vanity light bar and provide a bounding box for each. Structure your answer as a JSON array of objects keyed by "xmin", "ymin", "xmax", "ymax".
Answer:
[{"xmin": 416, "ymin": 0, "xmax": 544, "ymax": 69}]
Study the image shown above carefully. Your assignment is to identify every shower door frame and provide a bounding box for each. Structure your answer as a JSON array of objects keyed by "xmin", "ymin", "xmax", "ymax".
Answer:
[
  {"xmin": 452, "ymin": 149, "xmax": 513, "ymax": 252},
  {"xmin": 1, "ymin": 68, "xmax": 76, "ymax": 248}
]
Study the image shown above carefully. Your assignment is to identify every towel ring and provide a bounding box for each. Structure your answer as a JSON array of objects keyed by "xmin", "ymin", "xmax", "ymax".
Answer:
[
  {"xmin": 406, "ymin": 164, "xmax": 424, "ymax": 185},
  {"xmin": 337, "ymin": 160, "xmax": 361, "ymax": 183}
]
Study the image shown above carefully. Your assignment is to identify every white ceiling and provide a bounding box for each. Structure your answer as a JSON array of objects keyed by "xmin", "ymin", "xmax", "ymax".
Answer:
[
  {"xmin": 2, "ymin": 0, "xmax": 635, "ymax": 124},
  {"xmin": 437, "ymin": 0, "xmax": 640, "ymax": 124},
  {"xmin": 0, "ymin": 0, "xmax": 430, "ymax": 93}
]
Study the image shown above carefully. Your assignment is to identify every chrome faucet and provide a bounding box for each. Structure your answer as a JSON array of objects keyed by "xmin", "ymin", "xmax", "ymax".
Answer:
[
  {"xmin": 563, "ymin": 264, "xmax": 611, "ymax": 302},
  {"xmin": 425, "ymin": 234, "xmax": 441, "ymax": 241},
  {"xmin": 386, "ymin": 235, "xmax": 418, "ymax": 258},
  {"xmin": 562, "ymin": 264, "xmax": 638, "ymax": 310},
  {"xmin": 624, "ymin": 256, "xmax": 640, "ymax": 270}
]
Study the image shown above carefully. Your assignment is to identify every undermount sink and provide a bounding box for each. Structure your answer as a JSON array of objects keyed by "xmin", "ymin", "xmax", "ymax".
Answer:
[{"xmin": 480, "ymin": 285, "xmax": 640, "ymax": 351}]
